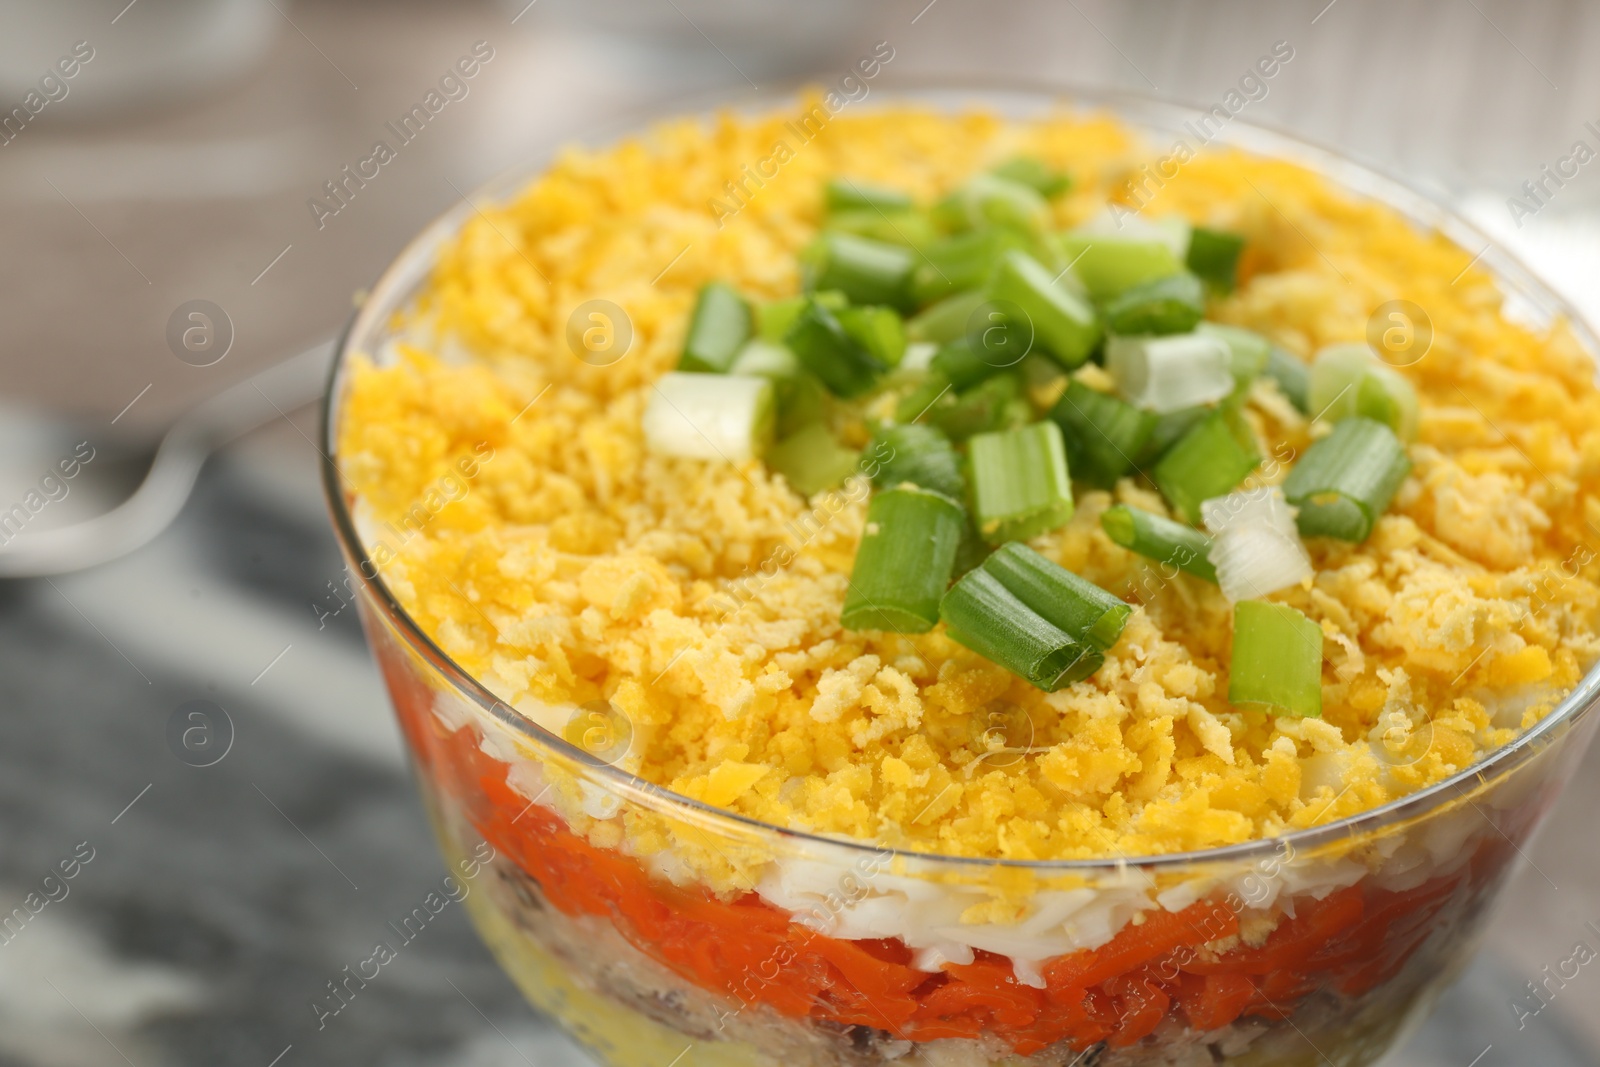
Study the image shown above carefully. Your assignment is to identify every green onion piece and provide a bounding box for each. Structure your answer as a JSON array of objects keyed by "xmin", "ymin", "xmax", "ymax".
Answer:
[
  {"xmin": 967, "ymin": 421, "xmax": 1075, "ymax": 544},
  {"xmin": 1281, "ymin": 417, "xmax": 1410, "ymax": 542},
  {"xmin": 1308, "ymin": 344, "xmax": 1419, "ymax": 440},
  {"xmin": 766, "ymin": 423, "xmax": 861, "ymax": 497},
  {"xmin": 827, "ymin": 210, "xmax": 939, "ymax": 250},
  {"xmin": 908, "ymin": 290, "xmax": 988, "ymax": 343},
  {"xmin": 1185, "ymin": 227, "xmax": 1247, "ymax": 293},
  {"xmin": 1151, "ymin": 406, "xmax": 1260, "ymax": 523},
  {"xmin": 899, "ymin": 341, "xmax": 939, "ymax": 373},
  {"xmin": 837, "ymin": 305, "xmax": 908, "ymax": 367},
  {"xmin": 679, "ymin": 282, "xmax": 752, "ymax": 373},
  {"xmin": 757, "ymin": 291, "xmax": 846, "ymax": 344},
  {"xmin": 1197, "ymin": 323, "xmax": 1271, "ymax": 385},
  {"xmin": 784, "ymin": 299, "xmax": 886, "ymax": 398},
  {"xmin": 985, "ymin": 249, "xmax": 1102, "ymax": 369},
  {"xmin": 802, "ymin": 232, "xmax": 916, "ymax": 310},
  {"xmin": 953, "ymin": 520, "xmax": 992, "ymax": 577},
  {"xmin": 729, "ymin": 340, "xmax": 827, "ymax": 437},
  {"xmin": 642, "ymin": 372, "xmax": 774, "ymax": 462},
  {"xmin": 931, "ymin": 173, "xmax": 1050, "ymax": 234},
  {"xmin": 1050, "ymin": 379, "xmax": 1156, "ymax": 488},
  {"xmin": 1136, "ymin": 405, "xmax": 1209, "ymax": 466},
  {"xmin": 824, "ymin": 178, "xmax": 914, "ymax": 215},
  {"xmin": 1355, "ymin": 366, "xmax": 1419, "ymax": 441},
  {"xmin": 842, "ymin": 486, "xmax": 965, "ymax": 633},
  {"xmin": 1104, "ymin": 333, "xmax": 1234, "ymax": 414},
  {"xmin": 1100, "ymin": 504, "xmax": 1218, "ymax": 583},
  {"xmin": 894, "ymin": 369, "xmax": 954, "ymax": 424},
  {"xmin": 910, "ymin": 228, "xmax": 1026, "ymax": 306},
  {"xmin": 869, "ymin": 422, "xmax": 966, "ymax": 502},
  {"xmin": 1266, "ymin": 346, "xmax": 1311, "ymax": 413},
  {"xmin": 931, "ymin": 373, "xmax": 1030, "ymax": 442},
  {"xmin": 939, "ymin": 568, "xmax": 1102, "ymax": 690},
  {"xmin": 932, "ymin": 339, "xmax": 999, "ymax": 391},
  {"xmin": 1056, "ymin": 232, "xmax": 1185, "ymax": 301},
  {"xmin": 1229, "ymin": 601, "xmax": 1323, "ymax": 717},
  {"xmin": 1102, "ymin": 272, "xmax": 1206, "ymax": 336},
  {"xmin": 990, "ymin": 156, "xmax": 1073, "ymax": 197},
  {"xmin": 982, "ymin": 542, "xmax": 1130, "ymax": 650},
  {"xmin": 729, "ymin": 339, "xmax": 798, "ymax": 379}
]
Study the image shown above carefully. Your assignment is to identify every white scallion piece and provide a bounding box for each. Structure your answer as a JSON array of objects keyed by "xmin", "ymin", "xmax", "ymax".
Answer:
[
  {"xmin": 1105, "ymin": 333, "xmax": 1234, "ymax": 414},
  {"xmin": 642, "ymin": 371, "xmax": 774, "ymax": 462},
  {"xmin": 1203, "ymin": 486, "xmax": 1313, "ymax": 602},
  {"xmin": 1074, "ymin": 207, "xmax": 1192, "ymax": 258},
  {"xmin": 900, "ymin": 341, "xmax": 939, "ymax": 373},
  {"xmin": 1308, "ymin": 343, "xmax": 1419, "ymax": 440}
]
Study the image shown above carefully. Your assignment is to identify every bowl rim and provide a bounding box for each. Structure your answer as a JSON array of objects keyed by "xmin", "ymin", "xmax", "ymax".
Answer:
[{"xmin": 319, "ymin": 73, "xmax": 1600, "ymax": 872}]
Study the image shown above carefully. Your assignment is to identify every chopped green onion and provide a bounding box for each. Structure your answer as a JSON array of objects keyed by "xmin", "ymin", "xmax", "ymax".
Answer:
[
  {"xmin": 908, "ymin": 290, "xmax": 988, "ymax": 343},
  {"xmin": 1151, "ymin": 405, "xmax": 1260, "ymax": 523},
  {"xmin": 842, "ymin": 486, "xmax": 965, "ymax": 633},
  {"xmin": 939, "ymin": 567, "xmax": 1103, "ymax": 690},
  {"xmin": 932, "ymin": 339, "xmax": 999, "ymax": 391},
  {"xmin": 1308, "ymin": 344, "xmax": 1419, "ymax": 440},
  {"xmin": 757, "ymin": 290, "xmax": 846, "ymax": 344},
  {"xmin": 932, "ymin": 173, "xmax": 1050, "ymax": 234},
  {"xmin": 1185, "ymin": 227, "xmax": 1246, "ymax": 293},
  {"xmin": 1102, "ymin": 272, "xmax": 1206, "ymax": 336},
  {"xmin": 1056, "ymin": 231, "xmax": 1185, "ymax": 301},
  {"xmin": 642, "ymin": 372, "xmax": 774, "ymax": 462},
  {"xmin": 1050, "ymin": 379, "xmax": 1156, "ymax": 488},
  {"xmin": 824, "ymin": 178, "xmax": 914, "ymax": 216},
  {"xmin": 990, "ymin": 156, "xmax": 1073, "ymax": 198},
  {"xmin": 982, "ymin": 542, "xmax": 1130, "ymax": 651},
  {"xmin": 803, "ymin": 232, "xmax": 915, "ymax": 310},
  {"xmin": 953, "ymin": 520, "xmax": 992, "ymax": 577},
  {"xmin": 931, "ymin": 373, "xmax": 1030, "ymax": 442},
  {"xmin": 837, "ymin": 305, "xmax": 908, "ymax": 367},
  {"xmin": 679, "ymin": 282, "xmax": 752, "ymax": 373},
  {"xmin": 1229, "ymin": 600, "xmax": 1323, "ymax": 717},
  {"xmin": 1075, "ymin": 208, "xmax": 1190, "ymax": 253},
  {"xmin": 899, "ymin": 341, "xmax": 939, "ymax": 373},
  {"xmin": 766, "ymin": 423, "xmax": 861, "ymax": 496},
  {"xmin": 1100, "ymin": 504, "xmax": 1217, "ymax": 583},
  {"xmin": 1104, "ymin": 333, "xmax": 1234, "ymax": 414},
  {"xmin": 1281, "ymin": 417, "xmax": 1410, "ymax": 542},
  {"xmin": 1197, "ymin": 323, "xmax": 1270, "ymax": 385},
  {"xmin": 827, "ymin": 210, "xmax": 940, "ymax": 250},
  {"xmin": 985, "ymin": 249, "xmax": 1102, "ymax": 369},
  {"xmin": 870, "ymin": 422, "xmax": 966, "ymax": 502},
  {"xmin": 784, "ymin": 299, "xmax": 886, "ymax": 398},
  {"xmin": 894, "ymin": 370, "xmax": 954, "ymax": 424},
  {"xmin": 1136, "ymin": 405, "xmax": 1210, "ymax": 466},
  {"xmin": 729, "ymin": 339, "xmax": 827, "ymax": 436},
  {"xmin": 910, "ymin": 228, "xmax": 1026, "ymax": 306},
  {"xmin": 967, "ymin": 421, "xmax": 1075, "ymax": 544},
  {"xmin": 1202, "ymin": 487, "xmax": 1312, "ymax": 602},
  {"xmin": 777, "ymin": 376, "xmax": 828, "ymax": 438},
  {"xmin": 729, "ymin": 339, "xmax": 799, "ymax": 379},
  {"xmin": 1354, "ymin": 366, "xmax": 1419, "ymax": 441},
  {"xmin": 1266, "ymin": 346, "xmax": 1311, "ymax": 413}
]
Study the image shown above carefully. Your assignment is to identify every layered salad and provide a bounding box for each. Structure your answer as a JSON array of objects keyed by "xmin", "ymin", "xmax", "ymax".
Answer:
[{"xmin": 335, "ymin": 101, "xmax": 1600, "ymax": 1066}]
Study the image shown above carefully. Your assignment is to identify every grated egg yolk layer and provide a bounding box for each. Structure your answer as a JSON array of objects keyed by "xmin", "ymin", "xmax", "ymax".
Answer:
[{"xmin": 337, "ymin": 103, "xmax": 1600, "ymax": 870}]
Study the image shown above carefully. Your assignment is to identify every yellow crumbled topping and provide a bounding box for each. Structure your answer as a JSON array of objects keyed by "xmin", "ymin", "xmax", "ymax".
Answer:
[{"xmin": 338, "ymin": 103, "xmax": 1600, "ymax": 870}]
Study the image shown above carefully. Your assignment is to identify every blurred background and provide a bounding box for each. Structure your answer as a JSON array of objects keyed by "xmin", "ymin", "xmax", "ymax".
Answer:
[{"xmin": 1, "ymin": 1, "xmax": 1597, "ymax": 1064}]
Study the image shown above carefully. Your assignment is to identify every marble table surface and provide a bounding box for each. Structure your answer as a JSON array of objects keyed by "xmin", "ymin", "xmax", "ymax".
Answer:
[{"xmin": 1, "ymin": 2, "xmax": 1597, "ymax": 1064}]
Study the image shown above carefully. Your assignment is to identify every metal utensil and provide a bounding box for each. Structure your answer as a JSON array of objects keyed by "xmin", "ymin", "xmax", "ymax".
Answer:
[{"xmin": 0, "ymin": 338, "xmax": 332, "ymax": 578}]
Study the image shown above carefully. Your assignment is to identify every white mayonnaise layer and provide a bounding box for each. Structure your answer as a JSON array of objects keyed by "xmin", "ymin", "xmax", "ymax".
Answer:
[{"xmin": 414, "ymin": 684, "xmax": 1514, "ymax": 988}]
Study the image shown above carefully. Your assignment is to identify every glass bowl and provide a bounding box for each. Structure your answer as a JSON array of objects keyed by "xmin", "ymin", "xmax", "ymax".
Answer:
[{"xmin": 320, "ymin": 80, "xmax": 1600, "ymax": 1067}]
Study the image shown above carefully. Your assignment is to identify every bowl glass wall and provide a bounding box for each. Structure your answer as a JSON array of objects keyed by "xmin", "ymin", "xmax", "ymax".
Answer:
[{"xmin": 323, "ymin": 84, "xmax": 1600, "ymax": 1067}]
